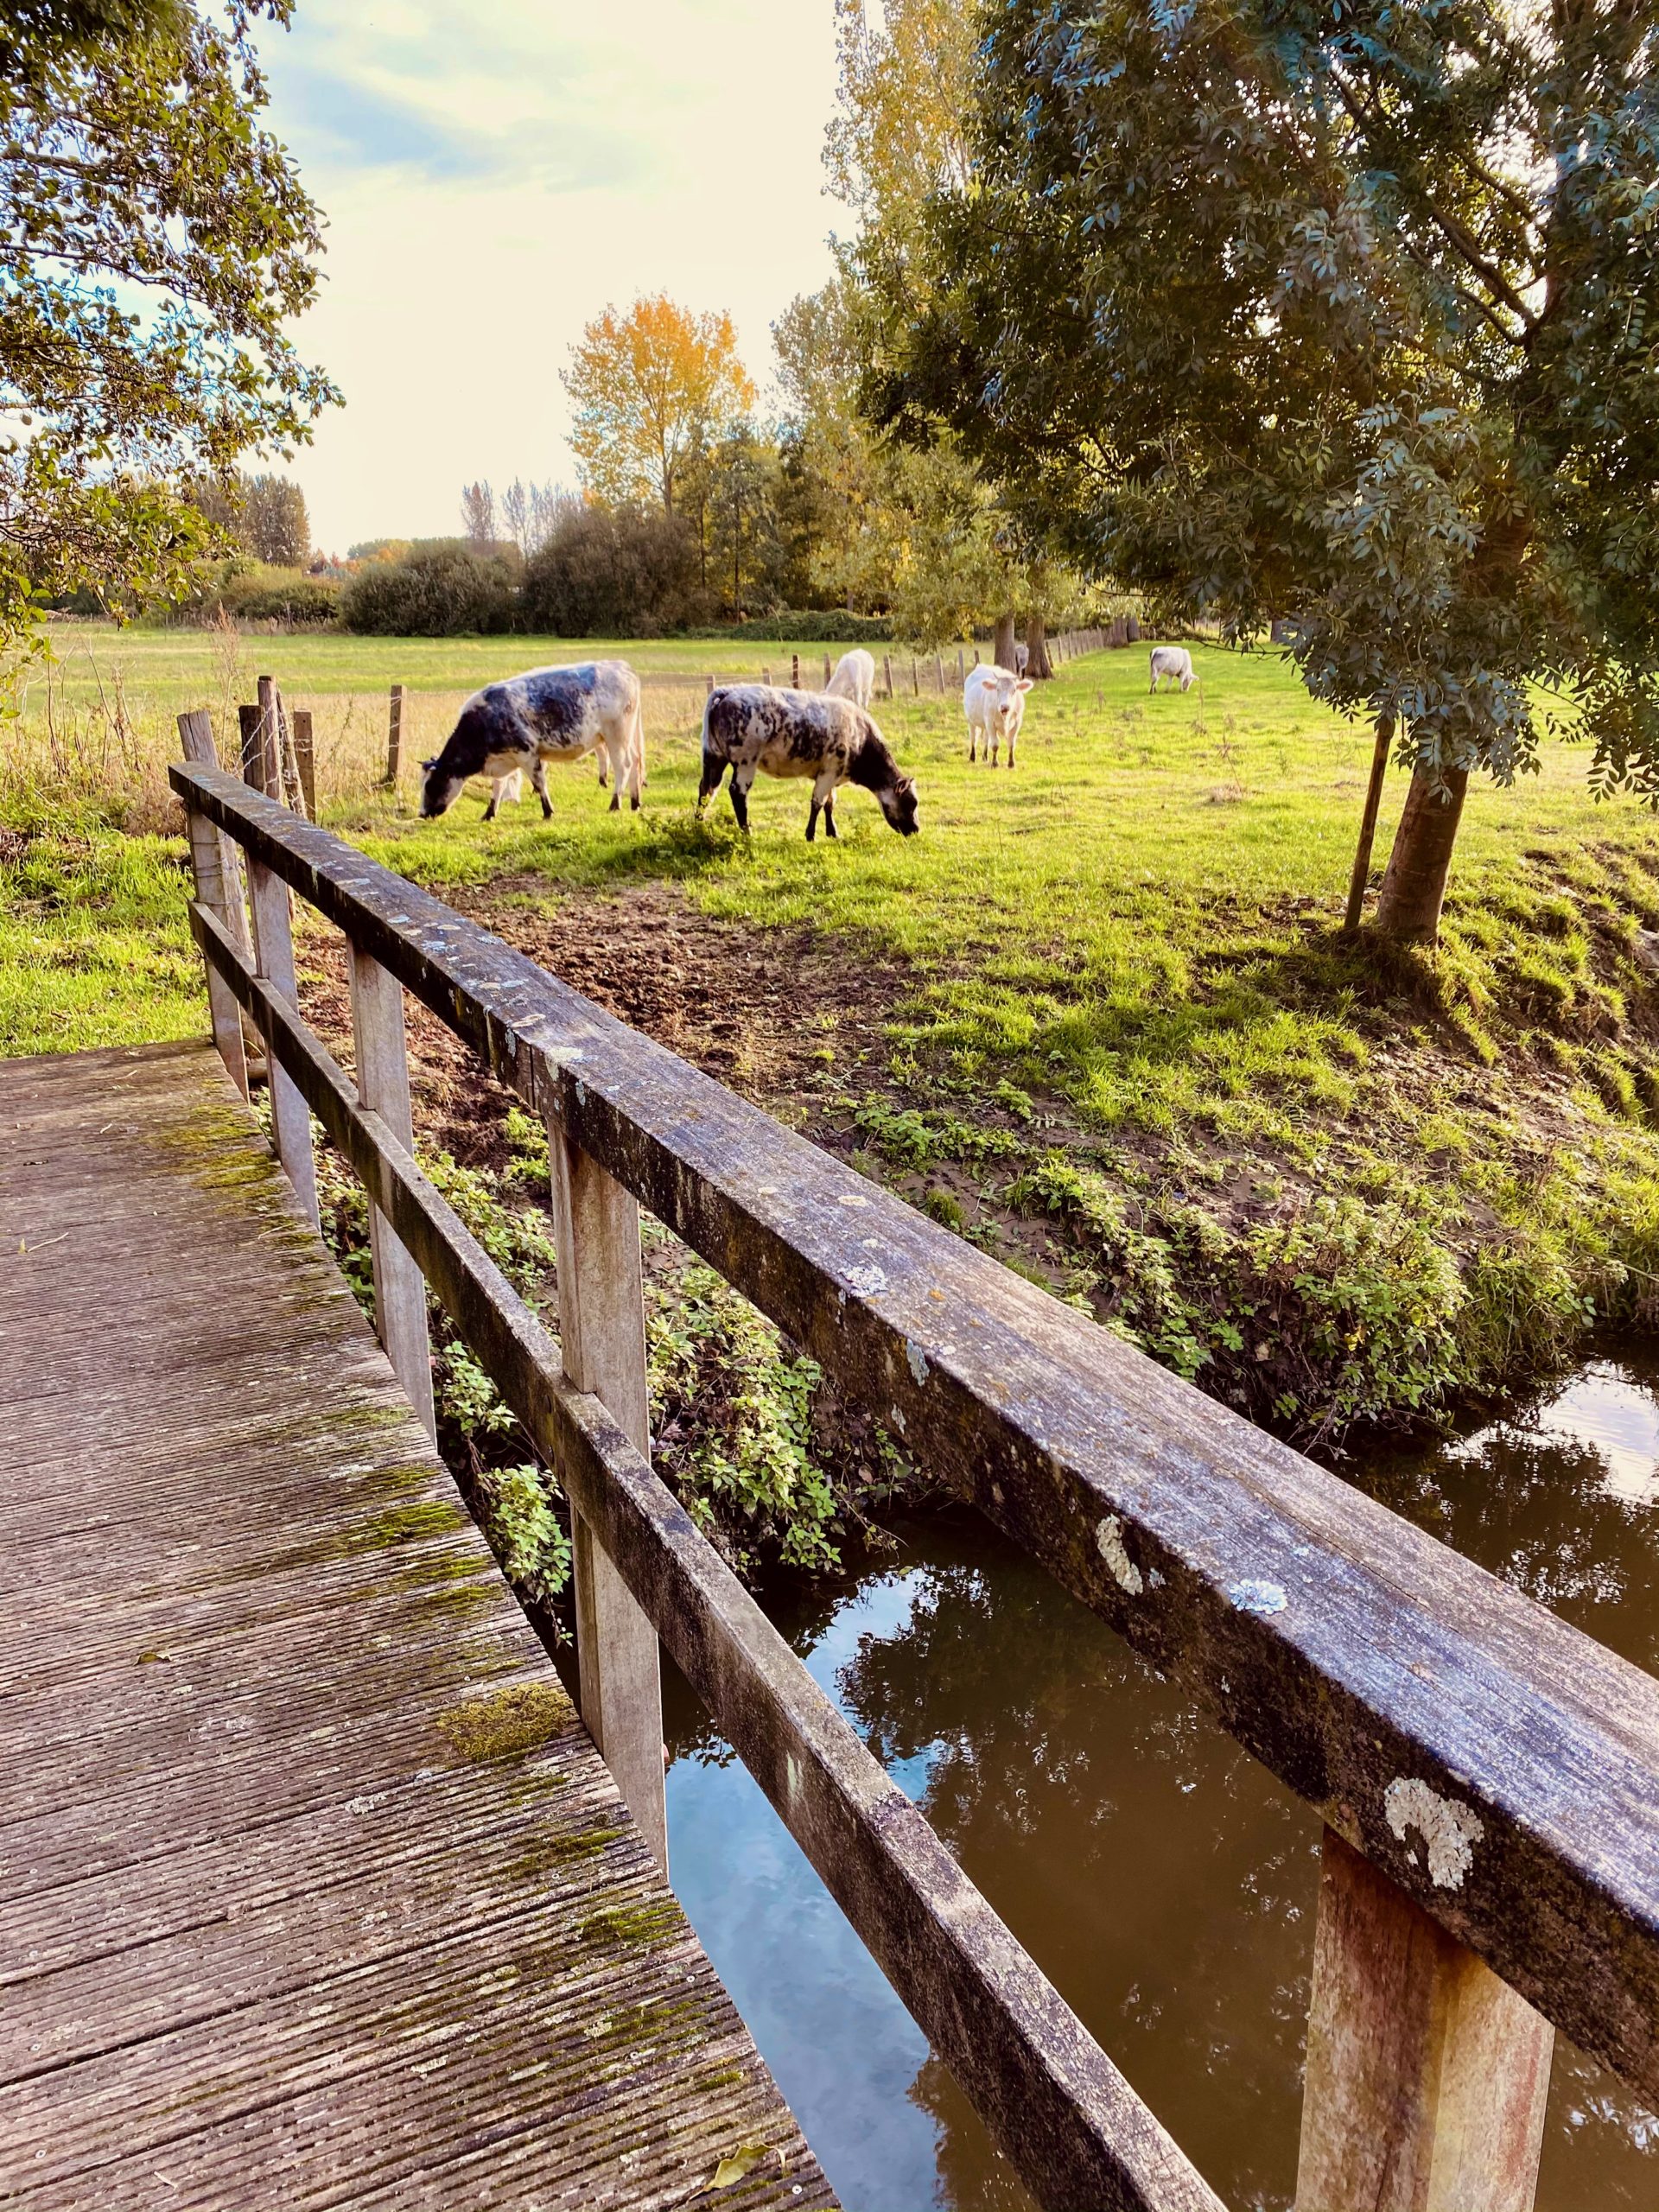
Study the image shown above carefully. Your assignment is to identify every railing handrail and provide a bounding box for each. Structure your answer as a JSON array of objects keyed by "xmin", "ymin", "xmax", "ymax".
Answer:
[{"xmin": 170, "ymin": 757, "xmax": 1659, "ymax": 2131}]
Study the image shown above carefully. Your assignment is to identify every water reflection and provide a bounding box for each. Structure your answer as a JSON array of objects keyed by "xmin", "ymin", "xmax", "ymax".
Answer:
[{"xmin": 663, "ymin": 1349, "xmax": 1659, "ymax": 2211}]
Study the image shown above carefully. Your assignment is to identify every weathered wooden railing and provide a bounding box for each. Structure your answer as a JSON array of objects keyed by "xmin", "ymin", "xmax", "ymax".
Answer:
[{"xmin": 172, "ymin": 719, "xmax": 1659, "ymax": 2212}]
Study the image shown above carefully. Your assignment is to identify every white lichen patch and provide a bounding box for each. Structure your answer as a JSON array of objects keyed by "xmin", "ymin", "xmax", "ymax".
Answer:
[
  {"xmin": 906, "ymin": 1340, "xmax": 930, "ymax": 1385},
  {"xmin": 1384, "ymin": 1776, "xmax": 1484, "ymax": 1890},
  {"xmin": 1229, "ymin": 1580, "xmax": 1287, "ymax": 1616},
  {"xmin": 1096, "ymin": 1516, "xmax": 1143, "ymax": 1596}
]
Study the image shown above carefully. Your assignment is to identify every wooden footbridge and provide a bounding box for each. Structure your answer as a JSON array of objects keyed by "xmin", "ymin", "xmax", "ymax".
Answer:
[{"xmin": 5, "ymin": 712, "xmax": 1659, "ymax": 2210}]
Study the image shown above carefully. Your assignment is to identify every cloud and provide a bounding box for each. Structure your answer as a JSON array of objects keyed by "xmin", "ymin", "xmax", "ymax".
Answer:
[{"xmin": 262, "ymin": 0, "xmax": 843, "ymax": 554}]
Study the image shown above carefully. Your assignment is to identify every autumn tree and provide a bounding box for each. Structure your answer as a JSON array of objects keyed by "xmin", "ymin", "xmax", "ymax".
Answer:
[
  {"xmin": 1, "ymin": 0, "xmax": 336, "ymax": 655},
  {"xmin": 871, "ymin": 0, "xmax": 1659, "ymax": 940},
  {"xmin": 194, "ymin": 470, "xmax": 308, "ymax": 566},
  {"xmin": 563, "ymin": 296, "xmax": 755, "ymax": 518}
]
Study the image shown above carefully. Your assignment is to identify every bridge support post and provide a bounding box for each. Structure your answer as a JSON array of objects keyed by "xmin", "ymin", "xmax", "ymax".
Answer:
[
  {"xmin": 236, "ymin": 724, "xmax": 321, "ymax": 1230},
  {"xmin": 349, "ymin": 945, "xmax": 435, "ymax": 1440},
  {"xmin": 1296, "ymin": 1827, "xmax": 1553, "ymax": 2212},
  {"xmin": 176, "ymin": 711, "xmax": 250, "ymax": 1099},
  {"xmin": 547, "ymin": 1123, "xmax": 668, "ymax": 1875}
]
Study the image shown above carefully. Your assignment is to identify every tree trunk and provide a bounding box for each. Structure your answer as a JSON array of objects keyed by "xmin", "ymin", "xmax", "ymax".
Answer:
[
  {"xmin": 1374, "ymin": 763, "xmax": 1469, "ymax": 944},
  {"xmin": 1026, "ymin": 612, "xmax": 1054, "ymax": 679},
  {"xmin": 993, "ymin": 611, "xmax": 1017, "ymax": 670},
  {"xmin": 1342, "ymin": 716, "xmax": 1393, "ymax": 932}
]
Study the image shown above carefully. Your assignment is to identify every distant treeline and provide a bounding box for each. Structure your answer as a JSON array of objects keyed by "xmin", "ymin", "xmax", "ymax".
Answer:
[{"xmin": 188, "ymin": 510, "xmax": 899, "ymax": 641}]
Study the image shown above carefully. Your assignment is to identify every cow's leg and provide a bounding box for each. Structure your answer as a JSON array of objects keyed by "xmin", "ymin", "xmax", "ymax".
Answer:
[
  {"xmin": 530, "ymin": 757, "xmax": 552, "ymax": 820},
  {"xmin": 968, "ymin": 721, "xmax": 977, "ymax": 762},
  {"xmin": 1007, "ymin": 722, "xmax": 1017, "ymax": 771},
  {"xmin": 696, "ymin": 753, "xmax": 726, "ymax": 818},
  {"xmin": 483, "ymin": 785, "xmax": 499, "ymax": 823},
  {"xmin": 823, "ymin": 789, "xmax": 837, "ymax": 839},
  {"xmin": 729, "ymin": 762, "xmax": 756, "ymax": 834},
  {"xmin": 807, "ymin": 766, "xmax": 837, "ymax": 842},
  {"xmin": 806, "ymin": 798, "xmax": 821, "ymax": 842}
]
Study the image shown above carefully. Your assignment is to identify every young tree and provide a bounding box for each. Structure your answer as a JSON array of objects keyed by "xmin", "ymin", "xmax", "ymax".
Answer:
[
  {"xmin": 192, "ymin": 470, "xmax": 308, "ymax": 565},
  {"xmin": 872, "ymin": 0, "xmax": 1659, "ymax": 940},
  {"xmin": 1, "ymin": 0, "xmax": 336, "ymax": 655},
  {"xmin": 460, "ymin": 480, "xmax": 496, "ymax": 548},
  {"xmin": 563, "ymin": 296, "xmax": 756, "ymax": 517}
]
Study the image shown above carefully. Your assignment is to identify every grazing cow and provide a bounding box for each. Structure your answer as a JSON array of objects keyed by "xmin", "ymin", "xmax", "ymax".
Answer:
[
  {"xmin": 1013, "ymin": 641, "xmax": 1030, "ymax": 677},
  {"xmin": 963, "ymin": 664, "xmax": 1034, "ymax": 767},
  {"xmin": 419, "ymin": 660, "xmax": 644, "ymax": 820},
  {"xmin": 825, "ymin": 647, "xmax": 875, "ymax": 708},
  {"xmin": 696, "ymin": 685, "xmax": 918, "ymax": 842},
  {"xmin": 1149, "ymin": 645, "xmax": 1196, "ymax": 694}
]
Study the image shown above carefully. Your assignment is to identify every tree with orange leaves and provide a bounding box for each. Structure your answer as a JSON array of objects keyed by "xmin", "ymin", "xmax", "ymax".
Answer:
[{"xmin": 563, "ymin": 295, "xmax": 756, "ymax": 518}]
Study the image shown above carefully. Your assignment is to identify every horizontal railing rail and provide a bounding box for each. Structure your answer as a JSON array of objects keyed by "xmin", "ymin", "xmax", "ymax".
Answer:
[{"xmin": 173, "ymin": 742, "xmax": 1659, "ymax": 2206}]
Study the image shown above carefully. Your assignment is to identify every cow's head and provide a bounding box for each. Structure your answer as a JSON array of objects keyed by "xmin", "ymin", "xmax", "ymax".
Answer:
[
  {"xmin": 880, "ymin": 775, "xmax": 920, "ymax": 836},
  {"xmin": 988, "ymin": 672, "xmax": 1034, "ymax": 731},
  {"xmin": 419, "ymin": 755, "xmax": 466, "ymax": 818}
]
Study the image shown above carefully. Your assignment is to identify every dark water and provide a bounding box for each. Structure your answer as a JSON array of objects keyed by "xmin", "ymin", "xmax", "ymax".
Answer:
[{"xmin": 661, "ymin": 1351, "xmax": 1659, "ymax": 2211}]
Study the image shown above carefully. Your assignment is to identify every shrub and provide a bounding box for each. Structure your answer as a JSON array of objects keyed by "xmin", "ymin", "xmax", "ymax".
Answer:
[
  {"xmin": 681, "ymin": 609, "xmax": 894, "ymax": 644},
  {"xmin": 340, "ymin": 546, "xmax": 518, "ymax": 635},
  {"xmin": 521, "ymin": 504, "xmax": 707, "ymax": 636}
]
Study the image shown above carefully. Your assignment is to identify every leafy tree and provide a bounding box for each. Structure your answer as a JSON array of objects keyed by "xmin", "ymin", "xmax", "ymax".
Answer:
[
  {"xmin": 499, "ymin": 477, "xmax": 572, "ymax": 560},
  {"xmin": 193, "ymin": 469, "xmax": 309, "ymax": 566},
  {"xmin": 1, "ymin": 0, "xmax": 336, "ymax": 657},
  {"xmin": 563, "ymin": 295, "xmax": 756, "ymax": 517},
  {"xmin": 339, "ymin": 546, "xmax": 515, "ymax": 637},
  {"xmin": 521, "ymin": 503, "xmax": 703, "ymax": 637},
  {"xmin": 870, "ymin": 0, "xmax": 1659, "ymax": 940}
]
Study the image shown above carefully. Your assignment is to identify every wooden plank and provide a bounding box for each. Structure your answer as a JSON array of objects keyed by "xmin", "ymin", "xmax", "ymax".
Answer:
[
  {"xmin": 348, "ymin": 943, "xmax": 435, "ymax": 1438},
  {"xmin": 0, "ymin": 1042, "xmax": 828, "ymax": 2212},
  {"xmin": 548, "ymin": 1122, "xmax": 667, "ymax": 1876},
  {"xmin": 167, "ymin": 760, "xmax": 1659, "ymax": 2110},
  {"xmin": 1297, "ymin": 1829, "xmax": 1554, "ymax": 2212},
  {"xmin": 189, "ymin": 909, "xmax": 1225, "ymax": 2212}
]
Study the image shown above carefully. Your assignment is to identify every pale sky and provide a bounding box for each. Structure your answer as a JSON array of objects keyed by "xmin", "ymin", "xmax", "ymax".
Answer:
[{"xmin": 258, "ymin": 2, "xmax": 844, "ymax": 556}]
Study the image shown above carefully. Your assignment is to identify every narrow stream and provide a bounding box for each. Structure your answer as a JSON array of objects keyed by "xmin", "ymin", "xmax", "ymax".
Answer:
[{"xmin": 661, "ymin": 1350, "xmax": 1659, "ymax": 2211}]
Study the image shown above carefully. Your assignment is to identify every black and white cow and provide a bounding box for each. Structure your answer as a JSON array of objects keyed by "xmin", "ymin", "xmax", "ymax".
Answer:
[
  {"xmin": 696, "ymin": 685, "xmax": 918, "ymax": 842},
  {"xmin": 419, "ymin": 661, "xmax": 644, "ymax": 821}
]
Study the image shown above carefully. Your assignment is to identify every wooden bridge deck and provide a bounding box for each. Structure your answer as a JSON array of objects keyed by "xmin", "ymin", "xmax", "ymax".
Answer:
[{"xmin": 0, "ymin": 1041, "xmax": 832, "ymax": 2211}]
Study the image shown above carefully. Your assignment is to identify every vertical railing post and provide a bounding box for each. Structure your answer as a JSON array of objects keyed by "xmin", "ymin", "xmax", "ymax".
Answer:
[
  {"xmin": 238, "ymin": 712, "xmax": 320, "ymax": 1229},
  {"xmin": 546, "ymin": 1120, "xmax": 668, "ymax": 1874},
  {"xmin": 349, "ymin": 944, "xmax": 435, "ymax": 1439},
  {"xmin": 1296, "ymin": 1829, "xmax": 1554, "ymax": 2212},
  {"xmin": 175, "ymin": 710, "xmax": 249, "ymax": 1099}
]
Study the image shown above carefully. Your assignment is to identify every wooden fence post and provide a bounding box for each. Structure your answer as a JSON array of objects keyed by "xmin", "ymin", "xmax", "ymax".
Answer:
[
  {"xmin": 176, "ymin": 710, "xmax": 249, "ymax": 1099},
  {"xmin": 1296, "ymin": 1830, "xmax": 1553, "ymax": 2212},
  {"xmin": 291, "ymin": 709, "xmax": 317, "ymax": 822},
  {"xmin": 882, "ymin": 653, "xmax": 893, "ymax": 698},
  {"xmin": 547, "ymin": 1123, "xmax": 668, "ymax": 1874},
  {"xmin": 934, "ymin": 654, "xmax": 944, "ymax": 692},
  {"xmin": 823, "ymin": 653, "xmax": 832, "ymax": 688},
  {"xmin": 791, "ymin": 652, "xmax": 800, "ymax": 689},
  {"xmin": 257, "ymin": 674, "xmax": 303, "ymax": 813},
  {"xmin": 911, "ymin": 656, "xmax": 919, "ymax": 696},
  {"xmin": 706, "ymin": 674, "xmax": 715, "ymax": 697},
  {"xmin": 762, "ymin": 664, "xmax": 772, "ymax": 687},
  {"xmin": 239, "ymin": 713, "xmax": 319, "ymax": 1228},
  {"xmin": 957, "ymin": 648, "xmax": 965, "ymax": 684},
  {"xmin": 349, "ymin": 944, "xmax": 435, "ymax": 1440},
  {"xmin": 386, "ymin": 684, "xmax": 405, "ymax": 786}
]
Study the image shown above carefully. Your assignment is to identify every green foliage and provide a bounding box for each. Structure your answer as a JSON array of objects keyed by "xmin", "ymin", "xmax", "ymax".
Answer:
[
  {"xmin": 0, "ymin": 0, "xmax": 337, "ymax": 658},
  {"xmin": 340, "ymin": 548, "xmax": 518, "ymax": 638},
  {"xmin": 520, "ymin": 504, "xmax": 704, "ymax": 638},
  {"xmin": 646, "ymin": 1252, "xmax": 841, "ymax": 1574},
  {"xmin": 189, "ymin": 471, "xmax": 310, "ymax": 569},
  {"xmin": 869, "ymin": 0, "xmax": 1659, "ymax": 815},
  {"xmin": 188, "ymin": 563, "xmax": 338, "ymax": 627},
  {"xmin": 473, "ymin": 1460, "xmax": 571, "ymax": 1608}
]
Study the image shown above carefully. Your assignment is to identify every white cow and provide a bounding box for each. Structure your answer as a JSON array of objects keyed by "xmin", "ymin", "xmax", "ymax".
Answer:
[
  {"xmin": 964, "ymin": 664, "xmax": 1033, "ymax": 768},
  {"xmin": 1149, "ymin": 645, "xmax": 1196, "ymax": 694},
  {"xmin": 825, "ymin": 648, "xmax": 875, "ymax": 708}
]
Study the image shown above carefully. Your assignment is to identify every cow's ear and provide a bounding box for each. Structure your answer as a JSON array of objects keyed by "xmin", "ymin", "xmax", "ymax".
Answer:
[
  {"xmin": 1016, "ymin": 678, "xmax": 1034, "ymax": 693},
  {"xmin": 421, "ymin": 756, "xmax": 437, "ymax": 771}
]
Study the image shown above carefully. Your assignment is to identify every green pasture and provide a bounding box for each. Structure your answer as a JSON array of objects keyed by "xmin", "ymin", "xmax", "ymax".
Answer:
[{"xmin": 9, "ymin": 628, "xmax": 1659, "ymax": 1435}]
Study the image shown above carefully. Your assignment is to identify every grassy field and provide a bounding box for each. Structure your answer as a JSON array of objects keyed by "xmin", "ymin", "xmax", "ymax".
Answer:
[{"xmin": 9, "ymin": 620, "xmax": 1659, "ymax": 1448}]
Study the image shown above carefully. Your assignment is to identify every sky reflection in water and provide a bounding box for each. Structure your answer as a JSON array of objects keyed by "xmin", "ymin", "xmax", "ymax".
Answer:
[{"xmin": 663, "ymin": 1351, "xmax": 1659, "ymax": 2212}]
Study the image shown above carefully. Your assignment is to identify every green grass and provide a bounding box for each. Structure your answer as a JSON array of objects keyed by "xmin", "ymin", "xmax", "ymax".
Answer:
[{"xmin": 10, "ymin": 627, "xmax": 1659, "ymax": 1441}]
